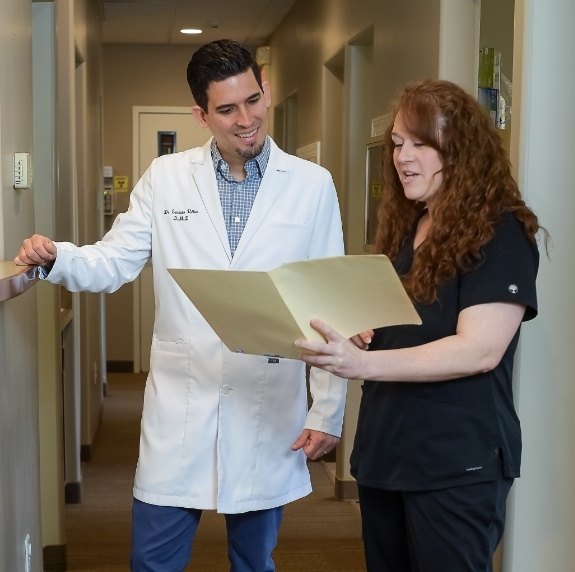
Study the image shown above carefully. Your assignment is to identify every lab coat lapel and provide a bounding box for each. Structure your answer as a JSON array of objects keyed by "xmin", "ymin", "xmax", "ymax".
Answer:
[
  {"xmin": 232, "ymin": 140, "xmax": 291, "ymax": 264},
  {"xmin": 190, "ymin": 142, "xmax": 232, "ymax": 262}
]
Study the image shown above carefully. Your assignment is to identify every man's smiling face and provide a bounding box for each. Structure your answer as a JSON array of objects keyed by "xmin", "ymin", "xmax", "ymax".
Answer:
[{"xmin": 192, "ymin": 69, "xmax": 271, "ymax": 172}]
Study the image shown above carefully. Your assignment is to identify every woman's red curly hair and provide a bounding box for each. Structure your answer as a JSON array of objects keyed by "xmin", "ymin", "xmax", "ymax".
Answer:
[{"xmin": 375, "ymin": 79, "xmax": 543, "ymax": 304}]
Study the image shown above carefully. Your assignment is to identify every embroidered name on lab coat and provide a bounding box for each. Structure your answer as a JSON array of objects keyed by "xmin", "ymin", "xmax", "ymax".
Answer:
[{"xmin": 163, "ymin": 208, "xmax": 199, "ymax": 222}]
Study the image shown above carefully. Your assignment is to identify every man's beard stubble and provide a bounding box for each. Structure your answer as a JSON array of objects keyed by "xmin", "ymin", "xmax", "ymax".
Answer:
[{"xmin": 236, "ymin": 141, "xmax": 264, "ymax": 161}]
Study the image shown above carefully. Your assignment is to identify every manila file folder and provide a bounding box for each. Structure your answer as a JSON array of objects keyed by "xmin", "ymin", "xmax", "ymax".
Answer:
[{"xmin": 168, "ymin": 255, "xmax": 421, "ymax": 360}]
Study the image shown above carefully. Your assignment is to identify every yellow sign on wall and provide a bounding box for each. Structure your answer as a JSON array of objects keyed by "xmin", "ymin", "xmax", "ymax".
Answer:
[{"xmin": 114, "ymin": 175, "xmax": 129, "ymax": 192}]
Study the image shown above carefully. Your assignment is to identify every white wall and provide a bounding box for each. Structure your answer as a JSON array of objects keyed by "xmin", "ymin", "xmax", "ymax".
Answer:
[
  {"xmin": 505, "ymin": 0, "xmax": 575, "ymax": 569},
  {"xmin": 0, "ymin": 0, "xmax": 43, "ymax": 569}
]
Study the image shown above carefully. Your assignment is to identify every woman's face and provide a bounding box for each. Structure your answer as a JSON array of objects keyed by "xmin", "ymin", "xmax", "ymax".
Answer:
[{"xmin": 391, "ymin": 111, "xmax": 444, "ymax": 208}]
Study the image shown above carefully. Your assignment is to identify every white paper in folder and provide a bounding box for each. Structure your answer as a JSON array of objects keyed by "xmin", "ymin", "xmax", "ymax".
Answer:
[{"xmin": 168, "ymin": 255, "xmax": 421, "ymax": 360}]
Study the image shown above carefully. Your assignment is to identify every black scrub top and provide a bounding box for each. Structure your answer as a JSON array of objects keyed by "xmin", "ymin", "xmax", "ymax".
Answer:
[{"xmin": 350, "ymin": 212, "xmax": 539, "ymax": 491}]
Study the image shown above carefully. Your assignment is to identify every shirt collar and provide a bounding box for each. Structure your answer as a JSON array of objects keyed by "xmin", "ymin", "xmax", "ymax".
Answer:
[{"xmin": 211, "ymin": 136, "xmax": 271, "ymax": 179}]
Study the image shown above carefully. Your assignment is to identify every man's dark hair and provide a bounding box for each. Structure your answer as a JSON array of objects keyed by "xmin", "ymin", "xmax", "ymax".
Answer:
[{"xmin": 187, "ymin": 39, "xmax": 263, "ymax": 111}]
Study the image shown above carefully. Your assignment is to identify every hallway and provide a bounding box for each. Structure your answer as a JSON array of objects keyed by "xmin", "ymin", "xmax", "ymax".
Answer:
[{"xmin": 64, "ymin": 373, "xmax": 366, "ymax": 571}]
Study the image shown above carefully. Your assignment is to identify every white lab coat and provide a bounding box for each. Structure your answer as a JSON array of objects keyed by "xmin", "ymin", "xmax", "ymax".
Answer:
[{"xmin": 45, "ymin": 138, "xmax": 347, "ymax": 513}]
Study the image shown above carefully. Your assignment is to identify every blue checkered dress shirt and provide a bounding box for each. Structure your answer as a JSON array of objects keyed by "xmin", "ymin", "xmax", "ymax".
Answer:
[{"xmin": 211, "ymin": 137, "xmax": 271, "ymax": 256}]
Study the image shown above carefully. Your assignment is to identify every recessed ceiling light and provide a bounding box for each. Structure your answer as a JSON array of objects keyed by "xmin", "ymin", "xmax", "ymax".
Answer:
[{"xmin": 180, "ymin": 28, "xmax": 203, "ymax": 35}]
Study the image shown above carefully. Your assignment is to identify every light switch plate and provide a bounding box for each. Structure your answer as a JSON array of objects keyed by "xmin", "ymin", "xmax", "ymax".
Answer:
[{"xmin": 14, "ymin": 152, "xmax": 32, "ymax": 189}]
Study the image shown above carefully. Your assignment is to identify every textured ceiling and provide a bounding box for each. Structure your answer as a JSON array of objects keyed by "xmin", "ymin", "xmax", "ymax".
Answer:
[{"xmin": 100, "ymin": 0, "xmax": 297, "ymax": 46}]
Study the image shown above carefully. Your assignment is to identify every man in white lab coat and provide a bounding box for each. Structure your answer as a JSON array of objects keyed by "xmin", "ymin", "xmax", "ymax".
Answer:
[{"xmin": 15, "ymin": 39, "xmax": 347, "ymax": 571}]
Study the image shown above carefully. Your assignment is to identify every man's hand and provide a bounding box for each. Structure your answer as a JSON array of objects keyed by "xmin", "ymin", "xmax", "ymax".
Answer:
[
  {"xmin": 291, "ymin": 428, "xmax": 339, "ymax": 461},
  {"xmin": 14, "ymin": 234, "xmax": 57, "ymax": 267}
]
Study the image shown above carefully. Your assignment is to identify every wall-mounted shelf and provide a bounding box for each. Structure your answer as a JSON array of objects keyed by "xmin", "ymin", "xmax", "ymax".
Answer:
[{"xmin": 0, "ymin": 261, "xmax": 38, "ymax": 302}]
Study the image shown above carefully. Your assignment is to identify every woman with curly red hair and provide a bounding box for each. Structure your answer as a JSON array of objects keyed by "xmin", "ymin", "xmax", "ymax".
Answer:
[{"xmin": 296, "ymin": 78, "xmax": 545, "ymax": 571}]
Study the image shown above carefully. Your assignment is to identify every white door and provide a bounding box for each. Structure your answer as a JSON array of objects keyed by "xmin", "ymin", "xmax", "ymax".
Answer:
[{"xmin": 133, "ymin": 106, "xmax": 210, "ymax": 372}]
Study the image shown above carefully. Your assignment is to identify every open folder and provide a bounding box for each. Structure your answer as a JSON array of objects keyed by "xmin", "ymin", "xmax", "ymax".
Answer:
[{"xmin": 168, "ymin": 255, "xmax": 421, "ymax": 360}]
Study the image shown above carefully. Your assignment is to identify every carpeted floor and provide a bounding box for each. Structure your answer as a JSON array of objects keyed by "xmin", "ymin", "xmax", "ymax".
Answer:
[{"xmin": 64, "ymin": 373, "xmax": 366, "ymax": 571}]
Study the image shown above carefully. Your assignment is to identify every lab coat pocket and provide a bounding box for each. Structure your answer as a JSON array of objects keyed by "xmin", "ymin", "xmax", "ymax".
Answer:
[
  {"xmin": 137, "ymin": 340, "xmax": 191, "ymax": 494},
  {"xmin": 144, "ymin": 340, "xmax": 190, "ymax": 439}
]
